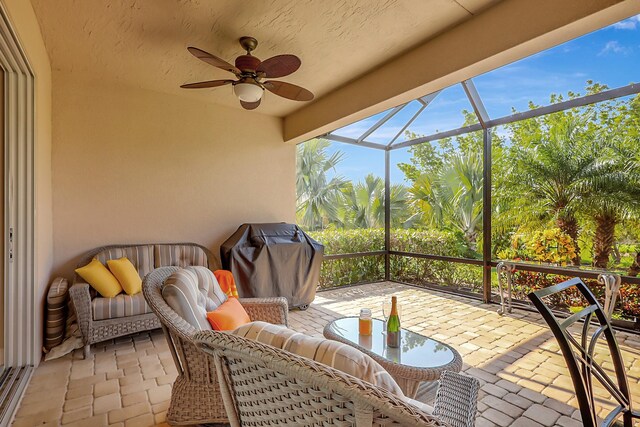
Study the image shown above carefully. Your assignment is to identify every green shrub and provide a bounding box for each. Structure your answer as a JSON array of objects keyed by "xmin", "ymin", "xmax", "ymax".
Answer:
[
  {"xmin": 391, "ymin": 229, "xmax": 470, "ymax": 257},
  {"xmin": 317, "ymin": 256, "xmax": 384, "ymax": 289},
  {"xmin": 308, "ymin": 229, "xmax": 384, "ymax": 254},
  {"xmin": 390, "ymin": 255, "xmax": 483, "ymax": 292},
  {"xmin": 496, "ymin": 228, "xmax": 577, "ymax": 265},
  {"xmin": 311, "ymin": 228, "xmax": 481, "ymax": 291},
  {"xmin": 310, "ymin": 229, "xmax": 639, "ymax": 319}
]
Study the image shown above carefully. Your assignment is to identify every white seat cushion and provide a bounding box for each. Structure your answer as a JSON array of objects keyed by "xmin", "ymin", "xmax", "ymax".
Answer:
[
  {"xmin": 161, "ymin": 266, "xmax": 227, "ymax": 330},
  {"xmin": 233, "ymin": 321, "xmax": 404, "ymax": 396}
]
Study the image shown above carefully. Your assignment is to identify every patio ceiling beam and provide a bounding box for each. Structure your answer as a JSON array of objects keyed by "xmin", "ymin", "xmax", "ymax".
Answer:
[
  {"xmin": 321, "ymin": 133, "xmax": 387, "ymax": 150},
  {"xmin": 485, "ymin": 82, "xmax": 640, "ymax": 128},
  {"xmin": 387, "ymin": 91, "xmax": 441, "ymax": 148},
  {"xmin": 462, "ymin": 79, "xmax": 490, "ymax": 128},
  {"xmin": 357, "ymin": 104, "xmax": 405, "ymax": 143},
  {"xmin": 283, "ymin": 0, "xmax": 639, "ymax": 144},
  {"xmin": 389, "ymin": 123, "xmax": 484, "ymax": 150}
]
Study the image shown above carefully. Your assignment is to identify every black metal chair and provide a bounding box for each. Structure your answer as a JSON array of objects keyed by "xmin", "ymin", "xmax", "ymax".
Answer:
[{"xmin": 528, "ymin": 277, "xmax": 639, "ymax": 427}]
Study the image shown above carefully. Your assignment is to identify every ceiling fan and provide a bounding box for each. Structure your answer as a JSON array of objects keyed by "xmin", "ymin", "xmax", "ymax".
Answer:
[{"xmin": 181, "ymin": 36, "xmax": 314, "ymax": 110}]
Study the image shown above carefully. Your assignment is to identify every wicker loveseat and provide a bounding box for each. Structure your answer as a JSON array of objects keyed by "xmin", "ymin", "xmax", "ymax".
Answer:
[
  {"xmin": 69, "ymin": 242, "xmax": 218, "ymax": 358},
  {"xmin": 194, "ymin": 329, "xmax": 480, "ymax": 427},
  {"xmin": 142, "ymin": 266, "xmax": 289, "ymax": 425}
]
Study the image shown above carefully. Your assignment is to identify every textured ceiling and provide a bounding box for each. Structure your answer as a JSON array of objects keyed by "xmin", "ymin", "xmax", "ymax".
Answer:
[{"xmin": 30, "ymin": 0, "xmax": 501, "ymax": 117}]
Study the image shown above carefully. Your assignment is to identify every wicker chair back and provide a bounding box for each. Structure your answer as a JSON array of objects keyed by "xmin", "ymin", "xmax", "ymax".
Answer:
[{"xmin": 194, "ymin": 329, "xmax": 451, "ymax": 427}]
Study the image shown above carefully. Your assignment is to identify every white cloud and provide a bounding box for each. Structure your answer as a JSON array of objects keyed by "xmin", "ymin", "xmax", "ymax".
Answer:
[
  {"xmin": 599, "ymin": 40, "xmax": 631, "ymax": 55},
  {"xmin": 611, "ymin": 15, "xmax": 640, "ymax": 30}
]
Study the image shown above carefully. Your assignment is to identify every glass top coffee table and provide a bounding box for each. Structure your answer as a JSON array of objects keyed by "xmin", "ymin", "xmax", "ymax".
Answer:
[{"xmin": 323, "ymin": 316, "xmax": 462, "ymax": 398}]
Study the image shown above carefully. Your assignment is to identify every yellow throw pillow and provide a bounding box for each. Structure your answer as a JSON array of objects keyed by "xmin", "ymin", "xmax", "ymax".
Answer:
[
  {"xmin": 107, "ymin": 257, "xmax": 142, "ymax": 295},
  {"xmin": 75, "ymin": 258, "xmax": 123, "ymax": 298}
]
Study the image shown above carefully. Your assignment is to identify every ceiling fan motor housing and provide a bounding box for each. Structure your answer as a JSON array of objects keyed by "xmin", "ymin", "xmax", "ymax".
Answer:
[{"xmin": 235, "ymin": 54, "xmax": 261, "ymax": 73}]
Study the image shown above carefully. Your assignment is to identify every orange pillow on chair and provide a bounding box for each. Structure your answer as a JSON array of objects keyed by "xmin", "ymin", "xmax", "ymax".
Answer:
[
  {"xmin": 206, "ymin": 298, "xmax": 251, "ymax": 331},
  {"xmin": 214, "ymin": 270, "xmax": 239, "ymax": 298}
]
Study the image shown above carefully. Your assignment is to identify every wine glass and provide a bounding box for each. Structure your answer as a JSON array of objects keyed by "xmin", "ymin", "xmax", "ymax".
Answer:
[
  {"xmin": 382, "ymin": 299, "xmax": 392, "ymax": 337},
  {"xmin": 382, "ymin": 300, "xmax": 392, "ymax": 324},
  {"xmin": 382, "ymin": 298, "xmax": 402, "ymax": 327}
]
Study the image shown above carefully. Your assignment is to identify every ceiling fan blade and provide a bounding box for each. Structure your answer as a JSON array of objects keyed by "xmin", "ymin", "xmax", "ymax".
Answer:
[
  {"xmin": 263, "ymin": 80, "xmax": 314, "ymax": 101},
  {"xmin": 240, "ymin": 99, "xmax": 261, "ymax": 110},
  {"xmin": 256, "ymin": 54, "xmax": 301, "ymax": 78},
  {"xmin": 180, "ymin": 79, "xmax": 234, "ymax": 89},
  {"xmin": 187, "ymin": 46, "xmax": 240, "ymax": 75}
]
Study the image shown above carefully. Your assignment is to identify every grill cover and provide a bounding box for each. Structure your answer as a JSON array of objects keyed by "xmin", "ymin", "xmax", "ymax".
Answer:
[{"xmin": 220, "ymin": 223, "xmax": 323, "ymax": 309}]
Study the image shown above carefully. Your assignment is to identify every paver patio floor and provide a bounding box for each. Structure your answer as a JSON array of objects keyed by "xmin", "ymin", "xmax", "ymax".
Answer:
[{"xmin": 12, "ymin": 282, "xmax": 640, "ymax": 426}]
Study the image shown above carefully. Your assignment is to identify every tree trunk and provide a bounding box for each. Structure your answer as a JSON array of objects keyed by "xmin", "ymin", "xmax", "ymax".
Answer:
[
  {"xmin": 593, "ymin": 214, "xmax": 617, "ymax": 269},
  {"xmin": 557, "ymin": 215, "xmax": 581, "ymax": 266},
  {"xmin": 465, "ymin": 230, "xmax": 478, "ymax": 252},
  {"xmin": 612, "ymin": 242, "xmax": 621, "ymax": 264}
]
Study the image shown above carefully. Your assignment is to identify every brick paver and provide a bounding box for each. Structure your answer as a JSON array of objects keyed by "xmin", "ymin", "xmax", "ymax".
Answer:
[{"xmin": 12, "ymin": 282, "xmax": 640, "ymax": 426}]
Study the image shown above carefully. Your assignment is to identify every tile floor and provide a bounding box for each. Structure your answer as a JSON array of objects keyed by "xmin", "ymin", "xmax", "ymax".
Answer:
[{"xmin": 12, "ymin": 282, "xmax": 640, "ymax": 426}]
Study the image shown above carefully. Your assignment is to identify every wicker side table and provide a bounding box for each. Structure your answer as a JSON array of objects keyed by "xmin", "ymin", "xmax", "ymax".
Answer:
[{"xmin": 323, "ymin": 316, "xmax": 462, "ymax": 398}]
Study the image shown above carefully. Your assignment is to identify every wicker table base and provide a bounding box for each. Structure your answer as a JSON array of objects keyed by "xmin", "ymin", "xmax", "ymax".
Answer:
[{"xmin": 323, "ymin": 317, "xmax": 462, "ymax": 398}]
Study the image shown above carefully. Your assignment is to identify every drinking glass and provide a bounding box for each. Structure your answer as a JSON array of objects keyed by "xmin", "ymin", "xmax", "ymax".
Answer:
[
  {"xmin": 381, "ymin": 300, "xmax": 391, "ymax": 338},
  {"xmin": 382, "ymin": 300, "xmax": 392, "ymax": 324},
  {"xmin": 382, "ymin": 299, "xmax": 402, "ymax": 325}
]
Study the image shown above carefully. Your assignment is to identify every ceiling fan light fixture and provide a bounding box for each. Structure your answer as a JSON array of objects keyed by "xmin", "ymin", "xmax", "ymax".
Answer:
[
  {"xmin": 182, "ymin": 37, "xmax": 313, "ymax": 110},
  {"xmin": 233, "ymin": 82, "xmax": 264, "ymax": 103}
]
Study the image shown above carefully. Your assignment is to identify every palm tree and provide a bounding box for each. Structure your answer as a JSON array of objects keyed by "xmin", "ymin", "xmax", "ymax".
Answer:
[
  {"xmin": 576, "ymin": 126, "xmax": 640, "ymax": 268},
  {"xmin": 507, "ymin": 112, "xmax": 594, "ymax": 265},
  {"xmin": 339, "ymin": 174, "xmax": 411, "ymax": 229},
  {"xmin": 507, "ymin": 93, "xmax": 640, "ymax": 268},
  {"xmin": 410, "ymin": 150, "xmax": 483, "ymax": 251},
  {"xmin": 296, "ymin": 139, "xmax": 348, "ymax": 230}
]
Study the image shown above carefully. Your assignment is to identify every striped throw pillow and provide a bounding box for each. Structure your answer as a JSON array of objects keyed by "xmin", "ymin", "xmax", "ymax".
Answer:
[
  {"xmin": 45, "ymin": 277, "xmax": 68, "ymax": 351},
  {"xmin": 233, "ymin": 321, "xmax": 404, "ymax": 396},
  {"xmin": 162, "ymin": 266, "xmax": 227, "ymax": 330}
]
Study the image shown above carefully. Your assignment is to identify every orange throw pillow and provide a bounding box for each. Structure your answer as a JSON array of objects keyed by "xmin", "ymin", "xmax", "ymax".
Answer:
[
  {"xmin": 206, "ymin": 298, "xmax": 250, "ymax": 331},
  {"xmin": 214, "ymin": 270, "xmax": 239, "ymax": 298}
]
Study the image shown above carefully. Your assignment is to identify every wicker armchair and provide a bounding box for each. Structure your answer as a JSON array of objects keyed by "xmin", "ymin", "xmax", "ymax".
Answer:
[
  {"xmin": 143, "ymin": 266, "xmax": 289, "ymax": 426},
  {"xmin": 194, "ymin": 329, "xmax": 480, "ymax": 427},
  {"xmin": 69, "ymin": 242, "xmax": 219, "ymax": 358}
]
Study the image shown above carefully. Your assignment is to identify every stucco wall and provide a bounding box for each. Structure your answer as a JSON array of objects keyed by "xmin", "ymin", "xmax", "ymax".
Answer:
[
  {"xmin": 51, "ymin": 74, "xmax": 295, "ymax": 278},
  {"xmin": 2, "ymin": 0, "xmax": 54, "ymax": 363}
]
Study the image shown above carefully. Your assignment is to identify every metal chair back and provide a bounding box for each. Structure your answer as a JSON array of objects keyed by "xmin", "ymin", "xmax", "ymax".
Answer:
[{"xmin": 528, "ymin": 277, "xmax": 638, "ymax": 427}]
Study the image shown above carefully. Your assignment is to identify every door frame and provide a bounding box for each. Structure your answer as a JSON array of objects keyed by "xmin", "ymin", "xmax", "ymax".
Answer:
[{"xmin": 0, "ymin": 2, "xmax": 37, "ymax": 368}]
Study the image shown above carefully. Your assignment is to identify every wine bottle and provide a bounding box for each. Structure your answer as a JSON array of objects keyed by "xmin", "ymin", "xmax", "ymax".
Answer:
[{"xmin": 386, "ymin": 296, "xmax": 401, "ymax": 348}]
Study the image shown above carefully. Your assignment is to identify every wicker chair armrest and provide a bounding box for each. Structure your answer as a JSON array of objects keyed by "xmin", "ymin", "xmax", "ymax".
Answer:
[
  {"xmin": 239, "ymin": 297, "xmax": 289, "ymax": 326},
  {"xmin": 69, "ymin": 282, "xmax": 93, "ymax": 343},
  {"xmin": 433, "ymin": 371, "xmax": 480, "ymax": 427}
]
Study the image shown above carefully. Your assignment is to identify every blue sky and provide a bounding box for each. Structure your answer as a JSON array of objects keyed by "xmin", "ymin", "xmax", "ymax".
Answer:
[{"xmin": 317, "ymin": 14, "xmax": 640, "ymax": 184}]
